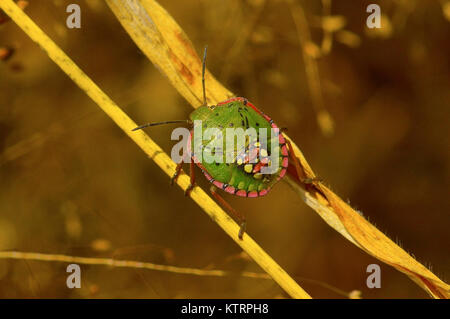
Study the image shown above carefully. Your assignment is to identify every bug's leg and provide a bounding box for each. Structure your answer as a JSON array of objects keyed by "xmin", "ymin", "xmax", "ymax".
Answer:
[
  {"xmin": 285, "ymin": 139, "xmax": 321, "ymax": 184},
  {"xmin": 170, "ymin": 161, "xmax": 184, "ymax": 186},
  {"xmin": 210, "ymin": 185, "xmax": 247, "ymax": 240},
  {"xmin": 184, "ymin": 159, "xmax": 196, "ymax": 196}
]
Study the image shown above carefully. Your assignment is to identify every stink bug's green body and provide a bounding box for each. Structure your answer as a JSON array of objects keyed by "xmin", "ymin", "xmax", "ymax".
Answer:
[
  {"xmin": 188, "ymin": 97, "xmax": 288, "ymax": 197},
  {"xmin": 133, "ymin": 46, "xmax": 298, "ymax": 239}
]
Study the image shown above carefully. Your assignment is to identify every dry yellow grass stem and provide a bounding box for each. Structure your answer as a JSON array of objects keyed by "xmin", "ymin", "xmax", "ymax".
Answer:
[
  {"xmin": 105, "ymin": 0, "xmax": 449, "ymax": 298},
  {"xmin": 0, "ymin": 251, "xmax": 269, "ymax": 279},
  {"xmin": 0, "ymin": 0, "xmax": 310, "ymax": 299}
]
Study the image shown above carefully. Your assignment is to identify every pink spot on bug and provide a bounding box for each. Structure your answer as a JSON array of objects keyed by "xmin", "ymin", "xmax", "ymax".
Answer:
[
  {"xmin": 253, "ymin": 162, "xmax": 263, "ymax": 173},
  {"xmin": 282, "ymin": 157, "xmax": 289, "ymax": 168},
  {"xmin": 225, "ymin": 186, "xmax": 235, "ymax": 194},
  {"xmin": 259, "ymin": 189, "xmax": 269, "ymax": 196},
  {"xmin": 213, "ymin": 181, "xmax": 224, "ymax": 189},
  {"xmin": 279, "ymin": 134, "xmax": 286, "ymax": 144},
  {"xmin": 281, "ymin": 145, "xmax": 288, "ymax": 156},
  {"xmin": 236, "ymin": 190, "xmax": 247, "ymax": 197},
  {"xmin": 248, "ymin": 191, "xmax": 258, "ymax": 198},
  {"xmin": 279, "ymin": 168, "xmax": 287, "ymax": 178}
]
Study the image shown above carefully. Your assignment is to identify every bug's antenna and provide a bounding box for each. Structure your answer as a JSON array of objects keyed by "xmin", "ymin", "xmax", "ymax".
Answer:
[
  {"xmin": 202, "ymin": 45, "xmax": 208, "ymax": 106},
  {"xmin": 132, "ymin": 120, "xmax": 191, "ymax": 131}
]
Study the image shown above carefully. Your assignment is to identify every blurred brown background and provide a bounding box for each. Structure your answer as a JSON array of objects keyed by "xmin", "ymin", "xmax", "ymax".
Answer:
[{"xmin": 0, "ymin": 0, "xmax": 449, "ymax": 298}]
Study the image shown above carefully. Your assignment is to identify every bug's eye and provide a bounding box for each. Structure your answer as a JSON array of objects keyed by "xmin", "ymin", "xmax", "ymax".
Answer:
[{"xmin": 209, "ymin": 105, "xmax": 216, "ymax": 110}]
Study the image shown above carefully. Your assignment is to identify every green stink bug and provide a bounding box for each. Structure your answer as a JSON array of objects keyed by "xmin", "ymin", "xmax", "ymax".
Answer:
[{"xmin": 133, "ymin": 47, "xmax": 302, "ymax": 239}]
